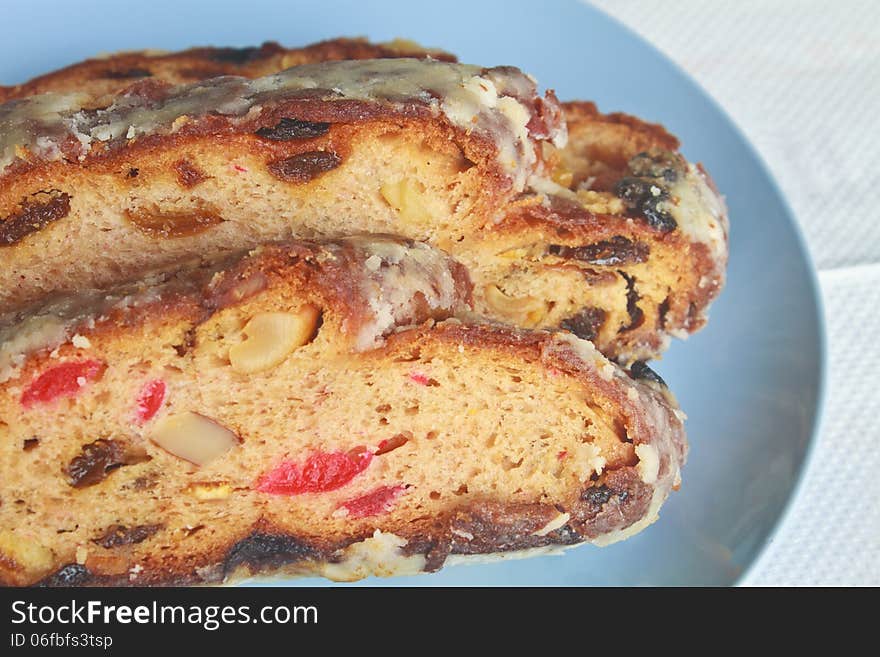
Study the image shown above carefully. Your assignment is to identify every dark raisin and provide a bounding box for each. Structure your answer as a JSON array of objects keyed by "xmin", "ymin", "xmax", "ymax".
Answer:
[
  {"xmin": 23, "ymin": 438, "xmax": 39, "ymax": 451},
  {"xmin": 223, "ymin": 533, "xmax": 314, "ymax": 575},
  {"xmin": 560, "ymin": 307, "xmax": 607, "ymax": 342},
  {"xmin": 101, "ymin": 68, "xmax": 152, "ymax": 80},
  {"xmin": 39, "ymin": 564, "xmax": 91, "ymax": 587},
  {"xmin": 65, "ymin": 439, "xmax": 150, "ymax": 488},
  {"xmin": 618, "ymin": 271, "xmax": 644, "ymax": 333},
  {"xmin": 127, "ymin": 168, "xmax": 139, "ymax": 178},
  {"xmin": 209, "ymin": 46, "xmax": 266, "ymax": 64},
  {"xmin": 630, "ymin": 361, "xmax": 667, "ymax": 388},
  {"xmin": 93, "ymin": 523, "xmax": 162, "ymax": 549},
  {"xmin": 173, "ymin": 159, "xmax": 207, "ymax": 188},
  {"xmin": 615, "ymin": 177, "xmax": 677, "ymax": 232},
  {"xmin": 641, "ymin": 204, "xmax": 678, "ymax": 233},
  {"xmin": 657, "ymin": 297, "xmax": 670, "ymax": 329},
  {"xmin": 0, "ymin": 191, "xmax": 71, "ymax": 246},
  {"xmin": 267, "ymin": 151, "xmax": 342, "ymax": 183},
  {"xmin": 549, "ymin": 237, "xmax": 649, "ymax": 267},
  {"xmin": 614, "ymin": 150, "xmax": 685, "ymax": 232},
  {"xmin": 583, "ymin": 484, "xmax": 613, "ymax": 507},
  {"xmin": 172, "ymin": 327, "xmax": 197, "ymax": 357},
  {"xmin": 255, "ymin": 118, "xmax": 330, "ymax": 141}
]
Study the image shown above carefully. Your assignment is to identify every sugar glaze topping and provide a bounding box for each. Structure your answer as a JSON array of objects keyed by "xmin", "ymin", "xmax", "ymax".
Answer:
[{"xmin": 0, "ymin": 59, "xmax": 565, "ymax": 191}]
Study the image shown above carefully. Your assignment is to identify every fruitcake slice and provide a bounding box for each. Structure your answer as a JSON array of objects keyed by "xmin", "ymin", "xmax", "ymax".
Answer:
[
  {"xmin": 0, "ymin": 237, "xmax": 686, "ymax": 586},
  {"xmin": 0, "ymin": 58, "xmax": 565, "ymax": 311},
  {"xmin": 0, "ymin": 54, "xmax": 726, "ymax": 361},
  {"xmin": 488, "ymin": 101, "xmax": 727, "ymax": 360}
]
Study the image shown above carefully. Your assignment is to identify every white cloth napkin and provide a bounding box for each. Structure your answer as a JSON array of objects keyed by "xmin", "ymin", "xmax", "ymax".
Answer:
[{"xmin": 590, "ymin": 0, "xmax": 880, "ymax": 585}]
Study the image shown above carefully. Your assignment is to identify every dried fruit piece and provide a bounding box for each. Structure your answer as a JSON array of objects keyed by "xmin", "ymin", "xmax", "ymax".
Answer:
[
  {"xmin": 548, "ymin": 237, "xmax": 649, "ymax": 267},
  {"xmin": 149, "ymin": 412, "xmax": 239, "ymax": 466},
  {"xmin": 407, "ymin": 372, "xmax": 438, "ymax": 387},
  {"xmin": 173, "ymin": 159, "xmax": 208, "ymax": 188},
  {"xmin": 0, "ymin": 190, "xmax": 71, "ymax": 247},
  {"xmin": 209, "ymin": 44, "xmax": 279, "ymax": 64},
  {"xmin": 65, "ymin": 439, "xmax": 150, "ymax": 488},
  {"xmin": 267, "ymin": 151, "xmax": 342, "ymax": 182},
  {"xmin": 92, "ymin": 524, "xmax": 162, "ymax": 549},
  {"xmin": 376, "ymin": 433, "xmax": 410, "ymax": 456},
  {"xmin": 614, "ymin": 151, "xmax": 683, "ymax": 233},
  {"xmin": 101, "ymin": 67, "xmax": 152, "ymax": 80},
  {"xmin": 255, "ymin": 118, "xmax": 330, "ymax": 140},
  {"xmin": 560, "ymin": 307, "xmax": 607, "ymax": 342},
  {"xmin": 256, "ymin": 448, "xmax": 373, "ymax": 495},
  {"xmin": 186, "ymin": 481, "xmax": 233, "ymax": 500},
  {"xmin": 339, "ymin": 485, "xmax": 406, "ymax": 518},
  {"xmin": 21, "ymin": 359, "xmax": 106, "ymax": 407},
  {"xmin": 135, "ymin": 379, "xmax": 166, "ymax": 424},
  {"xmin": 380, "ymin": 179, "xmax": 433, "ymax": 224},
  {"xmin": 228, "ymin": 307, "xmax": 319, "ymax": 374},
  {"xmin": 125, "ymin": 207, "xmax": 224, "ymax": 238},
  {"xmin": 619, "ymin": 272, "xmax": 645, "ymax": 332},
  {"xmin": 629, "ymin": 361, "xmax": 667, "ymax": 388}
]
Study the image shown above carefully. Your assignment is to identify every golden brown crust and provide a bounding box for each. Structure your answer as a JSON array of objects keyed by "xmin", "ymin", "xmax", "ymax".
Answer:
[{"xmin": 560, "ymin": 100, "xmax": 679, "ymax": 191}]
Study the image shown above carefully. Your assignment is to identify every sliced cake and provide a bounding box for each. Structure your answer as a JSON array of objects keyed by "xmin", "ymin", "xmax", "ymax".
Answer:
[{"xmin": 0, "ymin": 236, "xmax": 686, "ymax": 586}]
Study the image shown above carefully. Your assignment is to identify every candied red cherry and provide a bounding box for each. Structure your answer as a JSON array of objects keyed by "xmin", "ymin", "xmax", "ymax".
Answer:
[
  {"xmin": 21, "ymin": 360, "xmax": 106, "ymax": 407},
  {"xmin": 135, "ymin": 379, "xmax": 166, "ymax": 424},
  {"xmin": 256, "ymin": 448, "xmax": 373, "ymax": 495},
  {"xmin": 339, "ymin": 485, "xmax": 406, "ymax": 518}
]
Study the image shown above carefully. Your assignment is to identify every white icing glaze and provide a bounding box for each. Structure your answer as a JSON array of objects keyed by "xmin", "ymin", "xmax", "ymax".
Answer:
[
  {"xmin": 532, "ymin": 512, "xmax": 572, "ymax": 537},
  {"xmin": 318, "ymin": 530, "xmax": 426, "ymax": 582},
  {"xmin": 662, "ymin": 163, "xmax": 728, "ymax": 262},
  {"xmin": 571, "ymin": 441, "xmax": 607, "ymax": 481},
  {"xmin": 635, "ymin": 443, "xmax": 660, "ymax": 484},
  {"xmin": 0, "ymin": 315, "xmax": 67, "ymax": 383},
  {"xmin": 554, "ymin": 331, "xmax": 606, "ymax": 369},
  {"xmin": 347, "ymin": 236, "xmax": 464, "ymax": 351},
  {"xmin": 0, "ymin": 59, "xmax": 564, "ymax": 192}
]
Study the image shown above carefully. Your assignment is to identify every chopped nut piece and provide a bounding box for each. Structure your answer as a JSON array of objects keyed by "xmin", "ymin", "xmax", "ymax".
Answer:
[
  {"xmin": 186, "ymin": 481, "xmax": 233, "ymax": 500},
  {"xmin": 150, "ymin": 412, "xmax": 239, "ymax": 466},
  {"xmin": 229, "ymin": 306, "xmax": 319, "ymax": 374},
  {"xmin": 380, "ymin": 179, "xmax": 433, "ymax": 224},
  {"xmin": 483, "ymin": 284, "xmax": 546, "ymax": 326}
]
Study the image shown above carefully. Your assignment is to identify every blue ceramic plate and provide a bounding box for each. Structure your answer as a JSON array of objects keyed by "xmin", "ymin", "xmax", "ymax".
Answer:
[{"xmin": 2, "ymin": 0, "xmax": 825, "ymax": 586}]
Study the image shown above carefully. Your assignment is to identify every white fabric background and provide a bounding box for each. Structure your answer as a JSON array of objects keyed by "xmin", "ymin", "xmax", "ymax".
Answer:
[{"xmin": 590, "ymin": 0, "xmax": 880, "ymax": 585}]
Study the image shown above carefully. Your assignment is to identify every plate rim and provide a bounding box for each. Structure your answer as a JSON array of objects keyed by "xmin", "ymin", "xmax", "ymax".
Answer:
[{"xmin": 592, "ymin": 5, "xmax": 828, "ymax": 586}]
